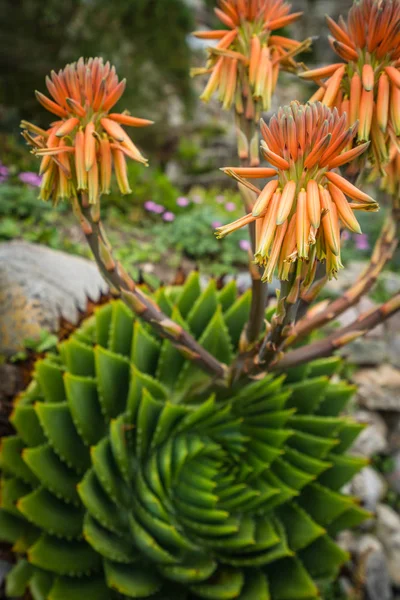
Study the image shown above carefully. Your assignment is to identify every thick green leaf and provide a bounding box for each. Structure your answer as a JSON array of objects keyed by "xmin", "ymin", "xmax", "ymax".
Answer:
[
  {"xmin": 218, "ymin": 280, "xmax": 237, "ymax": 312},
  {"xmin": 10, "ymin": 403, "xmax": 46, "ymax": 447},
  {"xmin": 277, "ymin": 503, "xmax": 325, "ymax": 552},
  {"xmin": 127, "ymin": 366, "xmax": 167, "ymax": 420},
  {"xmin": 95, "ymin": 302, "xmax": 113, "ymax": 347},
  {"xmin": 284, "ymin": 377, "xmax": 329, "ymax": 415},
  {"xmin": 91, "ymin": 438, "xmax": 129, "ymax": 505},
  {"xmin": 297, "ymin": 483, "xmax": 354, "ymax": 526},
  {"xmin": 131, "ymin": 320, "xmax": 160, "ymax": 375},
  {"xmin": 105, "ymin": 560, "xmax": 162, "ymax": 598},
  {"xmin": 159, "ymin": 555, "xmax": 217, "ymax": 584},
  {"xmin": 190, "ymin": 568, "xmax": 244, "ymax": 599},
  {"xmin": 1, "ymin": 477, "xmax": 31, "ymax": 516},
  {"xmin": 23, "ymin": 444, "xmax": 80, "ymax": 505},
  {"xmin": 48, "ymin": 575, "xmax": 109, "ymax": 600},
  {"xmin": 177, "ymin": 271, "xmax": 202, "ymax": 318},
  {"xmin": 0, "ymin": 436, "xmax": 38, "ymax": 485},
  {"xmin": 5, "ymin": 559, "xmax": 33, "ymax": 597},
  {"xmin": 239, "ymin": 571, "xmax": 270, "ymax": 600},
  {"xmin": 0, "ymin": 508, "xmax": 30, "ymax": 544},
  {"xmin": 223, "ymin": 290, "xmax": 251, "ymax": 349},
  {"xmin": 299, "ymin": 535, "xmax": 349, "ymax": 579},
  {"xmin": 28, "ymin": 535, "xmax": 101, "ymax": 576},
  {"xmin": 317, "ymin": 454, "xmax": 367, "ymax": 490},
  {"xmin": 83, "ymin": 514, "xmax": 138, "ymax": 563},
  {"xmin": 78, "ymin": 469, "xmax": 125, "ymax": 534},
  {"xmin": 30, "ymin": 570, "xmax": 53, "ymax": 600},
  {"xmin": 62, "ymin": 338, "xmax": 95, "ymax": 377},
  {"xmin": 187, "ymin": 280, "xmax": 218, "ymax": 339},
  {"xmin": 36, "ymin": 360, "xmax": 66, "ymax": 403},
  {"xmin": 267, "ymin": 557, "xmax": 319, "ymax": 599},
  {"xmin": 95, "ymin": 345, "xmax": 131, "ymax": 418},
  {"xmin": 109, "ymin": 301, "xmax": 134, "ymax": 357},
  {"xmin": 65, "ymin": 374, "xmax": 106, "ymax": 446},
  {"xmin": 35, "ymin": 403, "xmax": 90, "ymax": 472},
  {"xmin": 18, "ymin": 487, "xmax": 84, "ymax": 539}
]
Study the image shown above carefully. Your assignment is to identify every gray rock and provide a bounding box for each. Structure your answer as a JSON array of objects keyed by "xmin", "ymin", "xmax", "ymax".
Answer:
[
  {"xmin": 357, "ymin": 534, "xmax": 392, "ymax": 600},
  {"xmin": 0, "ymin": 241, "xmax": 108, "ymax": 356},
  {"xmin": 350, "ymin": 467, "xmax": 387, "ymax": 512},
  {"xmin": 342, "ymin": 339, "xmax": 389, "ymax": 366},
  {"xmin": 381, "ymin": 271, "xmax": 400, "ymax": 296},
  {"xmin": 350, "ymin": 411, "xmax": 389, "ymax": 458},
  {"xmin": 376, "ymin": 504, "xmax": 400, "ymax": 587},
  {"xmin": 353, "ymin": 366, "xmax": 400, "ymax": 412}
]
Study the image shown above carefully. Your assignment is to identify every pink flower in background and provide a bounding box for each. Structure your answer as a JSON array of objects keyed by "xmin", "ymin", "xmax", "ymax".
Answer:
[
  {"xmin": 192, "ymin": 195, "xmax": 203, "ymax": 204},
  {"xmin": 177, "ymin": 197, "xmax": 190, "ymax": 207},
  {"xmin": 225, "ymin": 202, "xmax": 236, "ymax": 212},
  {"xmin": 341, "ymin": 230, "xmax": 351, "ymax": 242},
  {"xmin": 239, "ymin": 240, "xmax": 251, "ymax": 252},
  {"xmin": 355, "ymin": 233, "xmax": 370, "ymax": 251},
  {"xmin": 144, "ymin": 201, "xmax": 157, "ymax": 212},
  {"xmin": 212, "ymin": 220, "xmax": 222, "ymax": 229},
  {"xmin": 18, "ymin": 172, "xmax": 42, "ymax": 187},
  {"xmin": 216, "ymin": 195, "xmax": 225, "ymax": 204},
  {"xmin": 152, "ymin": 204, "xmax": 165, "ymax": 214},
  {"xmin": 163, "ymin": 212, "xmax": 175, "ymax": 222},
  {"xmin": 0, "ymin": 163, "xmax": 9, "ymax": 183}
]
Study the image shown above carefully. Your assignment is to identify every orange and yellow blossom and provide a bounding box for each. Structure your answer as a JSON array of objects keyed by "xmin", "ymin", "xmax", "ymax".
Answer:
[
  {"xmin": 216, "ymin": 101, "xmax": 379, "ymax": 283},
  {"xmin": 192, "ymin": 0, "xmax": 310, "ymax": 121},
  {"xmin": 21, "ymin": 57, "xmax": 153, "ymax": 205},
  {"xmin": 300, "ymin": 0, "xmax": 400, "ymax": 171}
]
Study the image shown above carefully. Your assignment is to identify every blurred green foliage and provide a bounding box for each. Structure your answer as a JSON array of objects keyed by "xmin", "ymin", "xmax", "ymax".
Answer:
[{"xmin": 0, "ymin": 0, "xmax": 194, "ymax": 132}]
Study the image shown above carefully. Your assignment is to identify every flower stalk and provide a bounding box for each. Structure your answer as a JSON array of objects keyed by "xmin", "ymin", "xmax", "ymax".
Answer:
[{"xmin": 75, "ymin": 193, "xmax": 228, "ymax": 382}]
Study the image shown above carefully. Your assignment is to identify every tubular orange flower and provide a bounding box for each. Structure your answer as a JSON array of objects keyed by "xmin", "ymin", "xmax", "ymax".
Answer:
[
  {"xmin": 20, "ymin": 57, "xmax": 153, "ymax": 205},
  {"xmin": 300, "ymin": 0, "xmax": 400, "ymax": 171},
  {"xmin": 216, "ymin": 101, "xmax": 379, "ymax": 282},
  {"xmin": 192, "ymin": 0, "xmax": 311, "ymax": 121}
]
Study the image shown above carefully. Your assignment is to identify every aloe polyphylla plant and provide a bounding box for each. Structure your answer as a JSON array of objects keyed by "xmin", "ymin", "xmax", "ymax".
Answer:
[
  {"xmin": 5, "ymin": 0, "xmax": 400, "ymax": 596},
  {"xmin": 0, "ymin": 275, "xmax": 370, "ymax": 600}
]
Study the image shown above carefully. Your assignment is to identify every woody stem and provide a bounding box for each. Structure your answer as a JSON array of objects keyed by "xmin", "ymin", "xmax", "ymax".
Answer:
[
  {"xmin": 236, "ymin": 114, "xmax": 268, "ymax": 347},
  {"xmin": 75, "ymin": 193, "xmax": 228, "ymax": 382},
  {"xmin": 284, "ymin": 213, "xmax": 398, "ymax": 347},
  {"xmin": 270, "ymin": 292, "xmax": 400, "ymax": 371}
]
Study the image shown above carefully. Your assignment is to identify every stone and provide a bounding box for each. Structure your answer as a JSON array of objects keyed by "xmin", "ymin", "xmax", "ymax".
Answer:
[
  {"xmin": 353, "ymin": 366, "xmax": 400, "ymax": 412},
  {"xmin": 0, "ymin": 241, "xmax": 108, "ymax": 357},
  {"xmin": 376, "ymin": 504, "xmax": 400, "ymax": 587},
  {"xmin": 350, "ymin": 467, "xmax": 387, "ymax": 512},
  {"xmin": 354, "ymin": 536, "xmax": 392, "ymax": 600},
  {"xmin": 350, "ymin": 411, "xmax": 389, "ymax": 457},
  {"xmin": 341, "ymin": 339, "xmax": 388, "ymax": 366}
]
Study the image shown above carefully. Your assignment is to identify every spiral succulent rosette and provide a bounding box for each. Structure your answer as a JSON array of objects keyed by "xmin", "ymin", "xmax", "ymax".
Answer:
[{"xmin": 0, "ymin": 275, "xmax": 369, "ymax": 600}]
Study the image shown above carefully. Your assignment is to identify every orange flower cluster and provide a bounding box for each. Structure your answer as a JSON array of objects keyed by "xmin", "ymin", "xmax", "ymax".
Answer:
[
  {"xmin": 21, "ymin": 58, "xmax": 153, "ymax": 204},
  {"xmin": 192, "ymin": 0, "xmax": 309, "ymax": 121},
  {"xmin": 300, "ymin": 0, "xmax": 400, "ymax": 170},
  {"xmin": 217, "ymin": 102, "xmax": 378, "ymax": 283}
]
